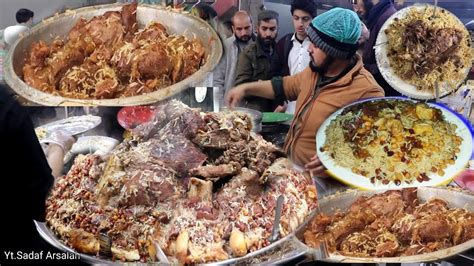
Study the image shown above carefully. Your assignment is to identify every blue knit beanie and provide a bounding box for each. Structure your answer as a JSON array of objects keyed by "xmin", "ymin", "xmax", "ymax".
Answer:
[{"xmin": 306, "ymin": 7, "xmax": 362, "ymax": 58}]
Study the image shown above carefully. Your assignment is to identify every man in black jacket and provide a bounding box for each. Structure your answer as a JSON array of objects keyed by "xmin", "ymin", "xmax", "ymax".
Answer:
[
  {"xmin": 0, "ymin": 87, "xmax": 79, "ymax": 265},
  {"xmin": 233, "ymin": 10, "xmax": 281, "ymax": 112}
]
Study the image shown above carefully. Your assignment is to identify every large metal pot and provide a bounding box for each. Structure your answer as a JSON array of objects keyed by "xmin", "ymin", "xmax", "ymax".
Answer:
[
  {"xmin": 4, "ymin": 3, "xmax": 222, "ymax": 106},
  {"xmin": 293, "ymin": 187, "xmax": 474, "ymax": 263}
]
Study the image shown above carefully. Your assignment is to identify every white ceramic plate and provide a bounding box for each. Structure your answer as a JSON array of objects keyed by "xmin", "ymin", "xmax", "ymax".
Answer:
[
  {"xmin": 35, "ymin": 115, "xmax": 101, "ymax": 141},
  {"xmin": 375, "ymin": 4, "xmax": 470, "ymax": 100},
  {"xmin": 316, "ymin": 97, "xmax": 473, "ymax": 190}
]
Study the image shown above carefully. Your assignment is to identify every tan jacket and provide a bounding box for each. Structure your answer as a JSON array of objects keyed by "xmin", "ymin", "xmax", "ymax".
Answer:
[{"xmin": 280, "ymin": 55, "xmax": 384, "ymax": 166}]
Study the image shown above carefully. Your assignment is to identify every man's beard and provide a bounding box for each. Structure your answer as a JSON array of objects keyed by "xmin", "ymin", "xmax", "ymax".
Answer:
[
  {"xmin": 236, "ymin": 34, "xmax": 251, "ymax": 43},
  {"xmin": 309, "ymin": 56, "xmax": 332, "ymax": 75},
  {"xmin": 257, "ymin": 35, "xmax": 276, "ymax": 48}
]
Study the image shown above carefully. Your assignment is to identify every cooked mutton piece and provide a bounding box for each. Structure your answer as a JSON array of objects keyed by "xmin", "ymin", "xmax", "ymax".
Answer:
[
  {"xmin": 259, "ymin": 157, "xmax": 291, "ymax": 184},
  {"xmin": 118, "ymin": 167, "xmax": 179, "ymax": 207},
  {"xmin": 188, "ymin": 177, "xmax": 213, "ymax": 202},
  {"xmin": 150, "ymin": 134, "xmax": 207, "ymax": 175},
  {"xmin": 307, "ymin": 207, "xmax": 378, "ymax": 249},
  {"xmin": 121, "ymin": 2, "xmax": 138, "ymax": 41},
  {"xmin": 193, "ymin": 129, "xmax": 232, "ymax": 149},
  {"xmin": 189, "ymin": 162, "xmax": 241, "ymax": 181}
]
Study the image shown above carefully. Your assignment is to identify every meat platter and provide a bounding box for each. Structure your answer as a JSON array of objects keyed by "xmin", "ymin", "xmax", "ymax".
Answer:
[
  {"xmin": 293, "ymin": 187, "xmax": 474, "ymax": 263},
  {"xmin": 375, "ymin": 4, "xmax": 471, "ymax": 100},
  {"xmin": 63, "ymin": 135, "xmax": 120, "ymax": 163},
  {"xmin": 4, "ymin": 3, "xmax": 222, "ymax": 106},
  {"xmin": 38, "ymin": 100, "xmax": 317, "ymax": 264}
]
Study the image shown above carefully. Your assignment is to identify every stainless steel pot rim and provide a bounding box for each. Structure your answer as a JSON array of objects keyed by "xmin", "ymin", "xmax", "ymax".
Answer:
[{"xmin": 4, "ymin": 3, "xmax": 222, "ymax": 106}]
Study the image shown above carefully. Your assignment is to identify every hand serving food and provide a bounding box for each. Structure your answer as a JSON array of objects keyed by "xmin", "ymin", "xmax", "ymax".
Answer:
[
  {"xmin": 40, "ymin": 129, "xmax": 76, "ymax": 152},
  {"xmin": 304, "ymin": 154, "xmax": 329, "ymax": 178}
]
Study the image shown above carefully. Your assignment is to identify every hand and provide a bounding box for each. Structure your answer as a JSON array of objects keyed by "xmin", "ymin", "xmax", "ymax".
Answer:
[
  {"xmin": 274, "ymin": 103, "xmax": 288, "ymax": 113},
  {"xmin": 225, "ymin": 85, "xmax": 247, "ymax": 108},
  {"xmin": 40, "ymin": 129, "xmax": 76, "ymax": 153},
  {"xmin": 304, "ymin": 154, "xmax": 329, "ymax": 178}
]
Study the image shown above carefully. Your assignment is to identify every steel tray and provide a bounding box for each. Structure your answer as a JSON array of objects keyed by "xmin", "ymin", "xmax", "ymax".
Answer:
[{"xmin": 293, "ymin": 186, "xmax": 474, "ymax": 263}]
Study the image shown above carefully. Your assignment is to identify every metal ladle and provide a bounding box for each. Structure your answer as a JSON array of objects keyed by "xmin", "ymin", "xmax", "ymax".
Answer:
[{"xmin": 269, "ymin": 195, "xmax": 284, "ymax": 243}]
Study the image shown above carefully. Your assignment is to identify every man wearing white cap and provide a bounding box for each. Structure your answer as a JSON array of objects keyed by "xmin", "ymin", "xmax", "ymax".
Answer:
[{"xmin": 227, "ymin": 7, "xmax": 384, "ymax": 175}]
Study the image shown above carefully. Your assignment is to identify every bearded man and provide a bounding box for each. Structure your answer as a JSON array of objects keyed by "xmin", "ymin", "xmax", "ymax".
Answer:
[
  {"xmin": 232, "ymin": 10, "xmax": 282, "ymax": 112},
  {"xmin": 214, "ymin": 11, "xmax": 255, "ymax": 95}
]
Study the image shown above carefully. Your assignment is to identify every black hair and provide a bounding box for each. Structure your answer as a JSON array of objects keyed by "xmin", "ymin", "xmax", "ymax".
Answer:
[
  {"xmin": 291, "ymin": 0, "xmax": 317, "ymax": 18},
  {"xmin": 194, "ymin": 3, "xmax": 217, "ymax": 21},
  {"xmin": 257, "ymin": 10, "xmax": 279, "ymax": 25},
  {"xmin": 16, "ymin": 8, "xmax": 34, "ymax": 24}
]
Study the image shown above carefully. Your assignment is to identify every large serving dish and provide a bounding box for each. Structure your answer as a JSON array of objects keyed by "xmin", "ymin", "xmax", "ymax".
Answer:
[
  {"xmin": 4, "ymin": 3, "xmax": 222, "ymax": 106},
  {"xmin": 375, "ymin": 4, "xmax": 471, "ymax": 100},
  {"xmin": 316, "ymin": 97, "xmax": 473, "ymax": 190},
  {"xmin": 39, "ymin": 100, "xmax": 317, "ymax": 264},
  {"xmin": 35, "ymin": 221, "xmax": 306, "ymax": 265},
  {"xmin": 293, "ymin": 187, "xmax": 474, "ymax": 263}
]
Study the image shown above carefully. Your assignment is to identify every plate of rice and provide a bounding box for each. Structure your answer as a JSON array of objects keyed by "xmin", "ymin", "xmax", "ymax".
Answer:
[
  {"xmin": 375, "ymin": 4, "xmax": 472, "ymax": 100},
  {"xmin": 316, "ymin": 97, "xmax": 473, "ymax": 190}
]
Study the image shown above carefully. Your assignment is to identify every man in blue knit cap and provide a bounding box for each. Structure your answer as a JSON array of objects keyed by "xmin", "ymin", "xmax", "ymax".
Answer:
[{"xmin": 227, "ymin": 8, "xmax": 384, "ymax": 186}]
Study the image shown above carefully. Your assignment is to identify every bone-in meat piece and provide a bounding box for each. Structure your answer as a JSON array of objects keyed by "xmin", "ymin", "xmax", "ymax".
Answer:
[{"xmin": 189, "ymin": 162, "xmax": 241, "ymax": 181}]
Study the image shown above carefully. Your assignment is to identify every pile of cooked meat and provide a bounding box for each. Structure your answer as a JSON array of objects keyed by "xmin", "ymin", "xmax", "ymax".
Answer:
[
  {"xmin": 46, "ymin": 100, "xmax": 317, "ymax": 263},
  {"xmin": 128, "ymin": 100, "xmax": 286, "ymax": 181},
  {"xmin": 22, "ymin": 3, "xmax": 205, "ymax": 99},
  {"xmin": 304, "ymin": 188, "xmax": 474, "ymax": 257},
  {"xmin": 391, "ymin": 19, "xmax": 464, "ymax": 79}
]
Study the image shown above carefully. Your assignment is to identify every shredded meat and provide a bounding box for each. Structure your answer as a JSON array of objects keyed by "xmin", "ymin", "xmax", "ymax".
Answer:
[{"xmin": 400, "ymin": 20, "xmax": 463, "ymax": 78}]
